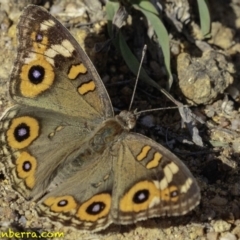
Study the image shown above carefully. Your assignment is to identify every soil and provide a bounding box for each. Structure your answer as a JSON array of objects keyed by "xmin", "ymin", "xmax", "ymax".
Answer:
[{"xmin": 0, "ymin": 0, "xmax": 240, "ymax": 239}]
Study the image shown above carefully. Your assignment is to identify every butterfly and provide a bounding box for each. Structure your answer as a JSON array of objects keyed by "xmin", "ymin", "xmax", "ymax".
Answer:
[{"xmin": 0, "ymin": 5, "xmax": 200, "ymax": 231}]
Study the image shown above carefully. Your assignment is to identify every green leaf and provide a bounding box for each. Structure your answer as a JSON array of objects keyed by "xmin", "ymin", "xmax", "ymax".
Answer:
[
  {"xmin": 118, "ymin": 31, "xmax": 176, "ymax": 104},
  {"xmin": 197, "ymin": 0, "xmax": 211, "ymax": 38},
  {"xmin": 118, "ymin": 31, "xmax": 158, "ymax": 88},
  {"xmin": 106, "ymin": 0, "xmax": 119, "ymax": 37},
  {"xmin": 106, "ymin": 0, "xmax": 173, "ymax": 94},
  {"xmin": 132, "ymin": 0, "xmax": 173, "ymax": 89}
]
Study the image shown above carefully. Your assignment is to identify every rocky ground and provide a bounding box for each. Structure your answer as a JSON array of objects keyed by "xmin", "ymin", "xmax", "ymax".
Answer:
[{"xmin": 0, "ymin": 0, "xmax": 240, "ymax": 239}]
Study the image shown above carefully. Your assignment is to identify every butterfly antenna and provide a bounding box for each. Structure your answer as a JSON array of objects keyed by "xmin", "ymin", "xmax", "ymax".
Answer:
[
  {"xmin": 128, "ymin": 45, "xmax": 147, "ymax": 111},
  {"xmin": 128, "ymin": 46, "xmax": 190, "ymax": 116},
  {"xmin": 136, "ymin": 105, "xmax": 189, "ymax": 115}
]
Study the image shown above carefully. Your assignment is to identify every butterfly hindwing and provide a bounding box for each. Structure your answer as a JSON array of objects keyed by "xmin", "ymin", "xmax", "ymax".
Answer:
[
  {"xmin": 36, "ymin": 146, "xmax": 115, "ymax": 232},
  {"xmin": 0, "ymin": 105, "xmax": 101, "ymax": 199},
  {"xmin": 111, "ymin": 133, "xmax": 200, "ymax": 223}
]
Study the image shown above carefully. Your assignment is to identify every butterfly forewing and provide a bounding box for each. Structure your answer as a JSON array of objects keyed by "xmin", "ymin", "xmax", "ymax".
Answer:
[{"xmin": 10, "ymin": 5, "xmax": 113, "ymax": 120}]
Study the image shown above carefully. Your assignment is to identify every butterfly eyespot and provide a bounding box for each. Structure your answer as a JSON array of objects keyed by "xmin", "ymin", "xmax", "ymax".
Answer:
[
  {"xmin": 169, "ymin": 187, "xmax": 179, "ymax": 201},
  {"xmin": 28, "ymin": 65, "xmax": 45, "ymax": 84},
  {"xmin": 161, "ymin": 186, "xmax": 180, "ymax": 202},
  {"xmin": 77, "ymin": 194, "xmax": 111, "ymax": 221},
  {"xmin": 171, "ymin": 190, "xmax": 179, "ymax": 198},
  {"xmin": 120, "ymin": 181, "xmax": 159, "ymax": 213},
  {"xmin": 22, "ymin": 160, "xmax": 32, "ymax": 172},
  {"xmin": 16, "ymin": 151, "xmax": 37, "ymax": 189},
  {"xmin": 43, "ymin": 196, "xmax": 77, "ymax": 213},
  {"xmin": 20, "ymin": 54, "xmax": 55, "ymax": 97},
  {"xmin": 36, "ymin": 33, "xmax": 43, "ymax": 42},
  {"xmin": 31, "ymin": 31, "xmax": 45, "ymax": 45},
  {"xmin": 7, "ymin": 116, "xmax": 39, "ymax": 149},
  {"xmin": 133, "ymin": 189, "xmax": 149, "ymax": 204},
  {"xmin": 86, "ymin": 202, "xmax": 105, "ymax": 215},
  {"xmin": 14, "ymin": 123, "xmax": 30, "ymax": 142},
  {"xmin": 57, "ymin": 199, "xmax": 68, "ymax": 207}
]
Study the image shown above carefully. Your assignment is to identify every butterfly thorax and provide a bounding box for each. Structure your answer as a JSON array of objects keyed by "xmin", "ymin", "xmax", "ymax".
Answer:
[
  {"xmin": 115, "ymin": 110, "xmax": 137, "ymax": 131},
  {"xmin": 88, "ymin": 110, "xmax": 136, "ymax": 154}
]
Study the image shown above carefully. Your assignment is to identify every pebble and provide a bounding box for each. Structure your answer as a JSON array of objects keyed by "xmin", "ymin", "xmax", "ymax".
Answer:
[
  {"xmin": 25, "ymin": 210, "xmax": 33, "ymax": 221},
  {"xmin": 230, "ymin": 182, "xmax": 240, "ymax": 196},
  {"xmin": 18, "ymin": 216, "xmax": 27, "ymax": 226},
  {"xmin": 50, "ymin": 4, "xmax": 64, "ymax": 15},
  {"xmin": 210, "ymin": 195, "xmax": 228, "ymax": 206},
  {"xmin": 231, "ymin": 202, "xmax": 240, "ymax": 219},
  {"xmin": 207, "ymin": 231, "xmax": 219, "ymax": 240},
  {"xmin": 232, "ymin": 225, "xmax": 240, "ymax": 238},
  {"xmin": 220, "ymin": 232, "xmax": 237, "ymax": 240},
  {"xmin": 189, "ymin": 226, "xmax": 205, "ymax": 239},
  {"xmin": 140, "ymin": 115, "xmax": 155, "ymax": 128},
  {"xmin": 201, "ymin": 209, "xmax": 216, "ymax": 221},
  {"xmin": 212, "ymin": 220, "xmax": 231, "ymax": 233}
]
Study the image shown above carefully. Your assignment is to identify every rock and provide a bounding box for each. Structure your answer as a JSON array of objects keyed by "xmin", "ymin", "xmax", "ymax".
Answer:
[
  {"xmin": 207, "ymin": 231, "xmax": 219, "ymax": 240},
  {"xmin": 220, "ymin": 232, "xmax": 237, "ymax": 240},
  {"xmin": 209, "ymin": 195, "xmax": 228, "ymax": 206},
  {"xmin": 212, "ymin": 220, "xmax": 231, "ymax": 233},
  {"xmin": 177, "ymin": 51, "xmax": 234, "ymax": 104}
]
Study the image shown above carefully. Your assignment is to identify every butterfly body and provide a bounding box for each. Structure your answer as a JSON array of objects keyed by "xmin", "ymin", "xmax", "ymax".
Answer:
[{"xmin": 0, "ymin": 5, "xmax": 200, "ymax": 232}]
